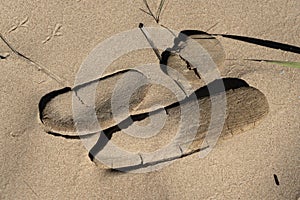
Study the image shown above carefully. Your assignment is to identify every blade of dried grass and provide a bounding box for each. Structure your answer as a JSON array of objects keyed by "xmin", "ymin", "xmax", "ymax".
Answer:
[
  {"xmin": 246, "ymin": 59, "xmax": 300, "ymax": 69},
  {"xmin": 156, "ymin": 0, "xmax": 166, "ymax": 23},
  {"xmin": 139, "ymin": 8, "xmax": 153, "ymax": 17},
  {"xmin": 142, "ymin": 0, "xmax": 157, "ymax": 22}
]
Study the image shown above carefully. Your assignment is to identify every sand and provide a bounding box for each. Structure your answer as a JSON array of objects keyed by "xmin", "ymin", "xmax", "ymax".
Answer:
[{"xmin": 1, "ymin": 0, "xmax": 299, "ymax": 199}]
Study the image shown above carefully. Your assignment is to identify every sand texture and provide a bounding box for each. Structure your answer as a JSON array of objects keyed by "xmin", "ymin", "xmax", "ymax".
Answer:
[{"xmin": 1, "ymin": 0, "xmax": 299, "ymax": 199}]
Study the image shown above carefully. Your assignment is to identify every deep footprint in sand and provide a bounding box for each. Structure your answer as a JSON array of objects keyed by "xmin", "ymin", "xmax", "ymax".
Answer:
[{"xmin": 38, "ymin": 30, "xmax": 269, "ymax": 169}]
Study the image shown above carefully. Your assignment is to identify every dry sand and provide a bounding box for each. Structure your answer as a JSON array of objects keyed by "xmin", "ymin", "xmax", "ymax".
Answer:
[{"xmin": 1, "ymin": 0, "xmax": 299, "ymax": 199}]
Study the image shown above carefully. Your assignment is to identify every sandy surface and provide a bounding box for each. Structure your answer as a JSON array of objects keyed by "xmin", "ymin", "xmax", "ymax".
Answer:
[{"xmin": 1, "ymin": 0, "xmax": 299, "ymax": 199}]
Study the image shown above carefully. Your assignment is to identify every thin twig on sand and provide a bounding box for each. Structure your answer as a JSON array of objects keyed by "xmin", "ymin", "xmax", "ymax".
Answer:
[
  {"xmin": 0, "ymin": 33, "xmax": 66, "ymax": 86},
  {"xmin": 140, "ymin": 0, "xmax": 167, "ymax": 23}
]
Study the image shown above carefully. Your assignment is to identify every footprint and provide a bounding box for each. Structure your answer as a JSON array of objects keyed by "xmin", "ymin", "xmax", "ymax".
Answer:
[
  {"xmin": 38, "ymin": 30, "xmax": 269, "ymax": 170},
  {"xmin": 160, "ymin": 30, "xmax": 226, "ymax": 90},
  {"xmin": 39, "ymin": 68, "xmax": 194, "ymax": 135},
  {"xmin": 88, "ymin": 78, "xmax": 269, "ymax": 170}
]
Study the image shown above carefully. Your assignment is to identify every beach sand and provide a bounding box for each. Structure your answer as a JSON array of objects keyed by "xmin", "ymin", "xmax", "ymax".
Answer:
[{"xmin": 1, "ymin": 0, "xmax": 299, "ymax": 199}]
